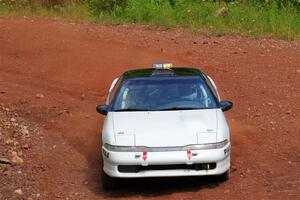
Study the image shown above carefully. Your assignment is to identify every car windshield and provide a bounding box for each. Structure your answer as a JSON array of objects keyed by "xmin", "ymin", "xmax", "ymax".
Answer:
[{"xmin": 112, "ymin": 76, "xmax": 218, "ymax": 111}]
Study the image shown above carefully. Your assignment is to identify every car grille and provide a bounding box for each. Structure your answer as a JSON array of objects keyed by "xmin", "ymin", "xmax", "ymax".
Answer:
[{"xmin": 118, "ymin": 163, "xmax": 216, "ymax": 173}]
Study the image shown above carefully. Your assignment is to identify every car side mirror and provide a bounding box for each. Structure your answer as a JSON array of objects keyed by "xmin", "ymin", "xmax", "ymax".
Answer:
[
  {"xmin": 220, "ymin": 101, "xmax": 233, "ymax": 112},
  {"xmin": 96, "ymin": 105, "xmax": 110, "ymax": 115}
]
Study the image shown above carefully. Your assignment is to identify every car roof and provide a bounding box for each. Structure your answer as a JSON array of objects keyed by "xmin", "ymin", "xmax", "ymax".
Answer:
[{"xmin": 122, "ymin": 67, "xmax": 204, "ymax": 80}]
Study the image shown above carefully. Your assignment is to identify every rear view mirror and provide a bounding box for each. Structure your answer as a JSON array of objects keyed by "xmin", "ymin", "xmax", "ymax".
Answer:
[
  {"xmin": 220, "ymin": 101, "xmax": 233, "ymax": 112},
  {"xmin": 96, "ymin": 105, "xmax": 110, "ymax": 115}
]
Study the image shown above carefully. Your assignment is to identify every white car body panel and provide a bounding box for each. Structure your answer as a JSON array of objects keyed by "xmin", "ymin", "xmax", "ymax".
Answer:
[{"xmin": 112, "ymin": 109, "xmax": 218, "ymax": 147}]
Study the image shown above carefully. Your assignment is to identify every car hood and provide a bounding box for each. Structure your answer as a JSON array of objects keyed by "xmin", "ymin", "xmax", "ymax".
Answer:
[{"xmin": 112, "ymin": 109, "xmax": 218, "ymax": 147}]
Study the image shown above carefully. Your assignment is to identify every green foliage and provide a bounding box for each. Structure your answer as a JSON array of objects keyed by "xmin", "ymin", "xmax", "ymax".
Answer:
[
  {"xmin": 245, "ymin": 0, "xmax": 300, "ymax": 8},
  {"xmin": 0, "ymin": 0, "xmax": 300, "ymax": 39},
  {"xmin": 0, "ymin": 0, "xmax": 89, "ymax": 20},
  {"xmin": 86, "ymin": 0, "xmax": 126, "ymax": 15},
  {"xmin": 100, "ymin": 0, "xmax": 300, "ymax": 39},
  {"xmin": 0, "ymin": 0, "xmax": 84, "ymax": 8}
]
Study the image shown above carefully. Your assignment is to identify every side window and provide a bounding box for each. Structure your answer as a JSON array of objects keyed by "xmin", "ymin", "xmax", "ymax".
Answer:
[
  {"xmin": 108, "ymin": 77, "xmax": 122, "ymax": 105},
  {"xmin": 203, "ymin": 74, "xmax": 220, "ymax": 102}
]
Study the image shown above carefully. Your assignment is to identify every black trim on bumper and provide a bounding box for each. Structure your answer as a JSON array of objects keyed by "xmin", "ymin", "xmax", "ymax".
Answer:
[{"xmin": 118, "ymin": 163, "xmax": 216, "ymax": 173}]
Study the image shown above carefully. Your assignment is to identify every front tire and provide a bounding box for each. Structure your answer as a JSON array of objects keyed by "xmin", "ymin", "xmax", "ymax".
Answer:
[
  {"xmin": 102, "ymin": 169, "xmax": 118, "ymax": 190},
  {"xmin": 219, "ymin": 169, "xmax": 230, "ymax": 182}
]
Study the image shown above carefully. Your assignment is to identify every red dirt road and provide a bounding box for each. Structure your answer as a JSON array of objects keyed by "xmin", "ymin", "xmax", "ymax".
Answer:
[{"xmin": 0, "ymin": 17, "xmax": 300, "ymax": 200}]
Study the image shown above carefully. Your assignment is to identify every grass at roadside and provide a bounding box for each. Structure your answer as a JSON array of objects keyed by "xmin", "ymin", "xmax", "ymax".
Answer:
[
  {"xmin": 0, "ymin": 0, "xmax": 300, "ymax": 40},
  {"xmin": 0, "ymin": 2, "xmax": 90, "ymax": 21}
]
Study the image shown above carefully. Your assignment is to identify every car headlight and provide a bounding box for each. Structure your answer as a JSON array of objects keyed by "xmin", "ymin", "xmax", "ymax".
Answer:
[
  {"xmin": 103, "ymin": 143, "xmax": 144, "ymax": 152},
  {"xmin": 103, "ymin": 139, "xmax": 228, "ymax": 152},
  {"xmin": 182, "ymin": 139, "xmax": 228, "ymax": 150}
]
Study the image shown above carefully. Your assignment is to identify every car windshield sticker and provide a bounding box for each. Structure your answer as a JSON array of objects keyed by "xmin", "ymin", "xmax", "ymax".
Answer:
[
  {"xmin": 200, "ymin": 85, "xmax": 209, "ymax": 107},
  {"xmin": 121, "ymin": 88, "xmax": 129, "ymax": 109}
]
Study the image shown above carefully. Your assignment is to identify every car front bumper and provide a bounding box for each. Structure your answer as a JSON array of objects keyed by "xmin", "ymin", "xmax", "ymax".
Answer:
[{"xmin": 102, "ymin": 143, "xmax": 230, "ymax": 178}]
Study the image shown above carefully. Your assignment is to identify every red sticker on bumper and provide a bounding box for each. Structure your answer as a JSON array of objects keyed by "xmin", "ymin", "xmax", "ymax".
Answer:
[
  {"xmin": 187, "ymin": 148, "xmax": 191, "ymax": 160},
  {"xmin": 142, "ymin": 151, "xmax": 147, "ymax": 161}
]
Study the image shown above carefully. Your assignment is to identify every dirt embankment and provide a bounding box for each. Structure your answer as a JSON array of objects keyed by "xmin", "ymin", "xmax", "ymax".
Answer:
[{"xmin": 0, "ymin": 17, "xmax": 300, "ymax": 200}]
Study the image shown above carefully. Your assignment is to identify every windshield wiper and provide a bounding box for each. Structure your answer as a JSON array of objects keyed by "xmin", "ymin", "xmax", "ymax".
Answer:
[
  {"xmin": 157, "ymin": 107, "xmax": 201, "ymax": 111},
  {"xmin": 113, "ymin": 108, "xmax": 151, "ymax": 112}
]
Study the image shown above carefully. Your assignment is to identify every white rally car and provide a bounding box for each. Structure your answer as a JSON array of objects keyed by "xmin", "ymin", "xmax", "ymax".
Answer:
[{"xmin": 96, "ymin": 63, "xmax": 233, "ymax": 189}]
